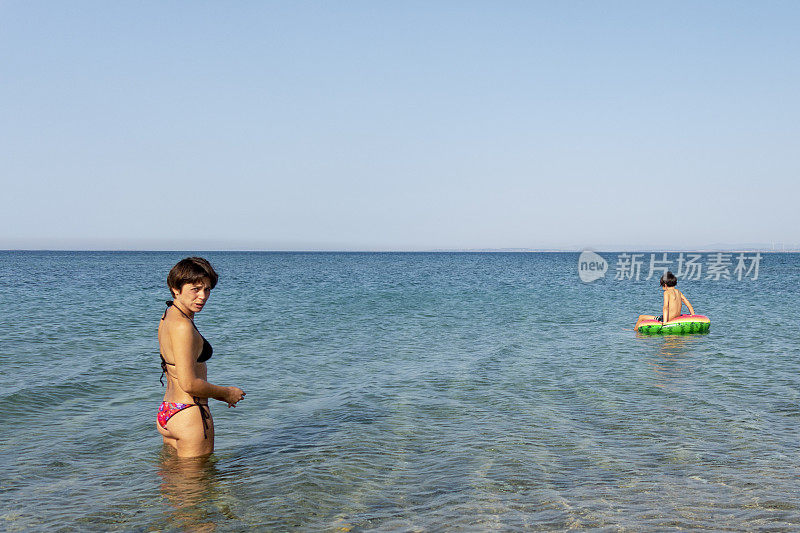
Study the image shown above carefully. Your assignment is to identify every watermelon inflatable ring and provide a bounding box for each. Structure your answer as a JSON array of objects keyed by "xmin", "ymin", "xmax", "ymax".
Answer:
[{"xmin": 636, "ymin": 314, "xmax": 710, "ymax": 335}]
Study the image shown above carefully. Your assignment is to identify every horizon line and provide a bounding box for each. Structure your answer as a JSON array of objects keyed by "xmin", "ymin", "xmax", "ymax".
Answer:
[{"xmin": 1, "ymin": 247, "xmax": 796, "ymax": 253}]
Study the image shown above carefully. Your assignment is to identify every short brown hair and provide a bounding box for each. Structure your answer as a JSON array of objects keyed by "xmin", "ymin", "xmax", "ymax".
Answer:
[
  {"xmin": 167, "ymin": 257, "xmax": 218, "ymax": 297},
  {"xmin": 660, "ymin": 271, "xmax": 678, "ymax": 287}
]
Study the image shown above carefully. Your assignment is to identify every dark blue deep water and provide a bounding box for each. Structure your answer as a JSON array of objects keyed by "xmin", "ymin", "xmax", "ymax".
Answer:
[{"xmin": 1, "ymin": 252, "xmax": 798, "ymax": 530}]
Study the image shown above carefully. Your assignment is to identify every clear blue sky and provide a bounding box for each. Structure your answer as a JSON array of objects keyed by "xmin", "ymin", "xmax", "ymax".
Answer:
[{"xmin": 2, "ymin": 1, "xmax": 798, "ymax": 250}]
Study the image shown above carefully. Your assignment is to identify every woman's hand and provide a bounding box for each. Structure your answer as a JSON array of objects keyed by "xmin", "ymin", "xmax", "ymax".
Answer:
[{"xmin": 223, "ymin": 386, "xmax": 246, "ymax": 408}]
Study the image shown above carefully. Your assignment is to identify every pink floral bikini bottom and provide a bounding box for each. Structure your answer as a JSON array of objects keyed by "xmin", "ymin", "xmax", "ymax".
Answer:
[
  {"xmin": 157, "ymin": 401, "xmax": 211, "ymax": 439},
  {"xmin": 157, "ymin": 401, "xmax": 194, "ymax": 428}
]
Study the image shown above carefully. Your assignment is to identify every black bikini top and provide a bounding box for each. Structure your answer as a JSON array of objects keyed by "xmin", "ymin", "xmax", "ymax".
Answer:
[{"xmin": 159, "ymin": 301, "xmax": 213, "ymax": 383}]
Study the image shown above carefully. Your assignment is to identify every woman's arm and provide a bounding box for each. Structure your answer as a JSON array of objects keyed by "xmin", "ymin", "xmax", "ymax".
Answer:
[
  {"xmin": 171, "ymin": 321, "xmax": 244, "ymax": 406},
  {"xmin": 681, "ymin": 292, "xmax": 695, "ymax": 315}
]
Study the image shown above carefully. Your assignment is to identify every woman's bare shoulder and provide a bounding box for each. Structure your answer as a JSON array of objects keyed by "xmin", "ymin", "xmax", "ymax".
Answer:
[{"xmin": 162, "ymin": 315, "xmax": 195, "ymax": 338}]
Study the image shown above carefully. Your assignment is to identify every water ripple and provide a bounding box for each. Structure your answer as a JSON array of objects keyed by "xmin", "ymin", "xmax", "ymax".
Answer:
[{"xmin": 2, "ymin": 252, "xmax": 800, "ymax": 530}]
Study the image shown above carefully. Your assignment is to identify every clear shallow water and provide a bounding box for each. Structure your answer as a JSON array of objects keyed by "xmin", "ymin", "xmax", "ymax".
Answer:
[{"xmin": 1, "ymin": 251, "xmax": 798, "ymax": 531}]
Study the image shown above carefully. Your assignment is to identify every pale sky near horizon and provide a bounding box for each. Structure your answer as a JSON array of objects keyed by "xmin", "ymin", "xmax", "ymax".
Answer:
[{"xmin": 1, "ymin": 1, "xmax": 798, "ymax": 250}]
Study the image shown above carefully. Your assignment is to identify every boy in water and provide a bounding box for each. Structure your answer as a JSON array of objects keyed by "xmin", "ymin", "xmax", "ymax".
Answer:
[{"xmin": 634, "ymin": 271, "xmax": 695, "ymax": 330}]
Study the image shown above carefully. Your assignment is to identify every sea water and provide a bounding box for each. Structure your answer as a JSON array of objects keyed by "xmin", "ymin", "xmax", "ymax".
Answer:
[{"xmin": 1, "ymin": 251, "xmax": 798, "ymax": 530}]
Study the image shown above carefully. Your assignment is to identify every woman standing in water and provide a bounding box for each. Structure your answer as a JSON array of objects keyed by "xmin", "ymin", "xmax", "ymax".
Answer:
[{"xmin": 157, "ymin": 257, "xmax": 245, "ymax": 457}]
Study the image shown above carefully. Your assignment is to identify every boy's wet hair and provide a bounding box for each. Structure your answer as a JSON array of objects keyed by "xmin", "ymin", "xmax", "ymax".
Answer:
[
  {"xmin": 660, "ymin": 271, "xmax": 678, "ymax": 287},
  {"xmin": 168, "ymin": 257, "xmax": 218, "ymax": 297}
]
